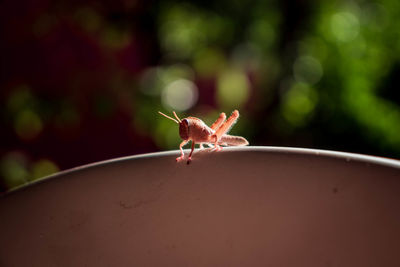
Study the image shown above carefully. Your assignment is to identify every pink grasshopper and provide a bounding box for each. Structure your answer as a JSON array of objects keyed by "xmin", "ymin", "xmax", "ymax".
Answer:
[{"xmin": 158, "ymin": 110, "xmax": 249, "ymax": 164}]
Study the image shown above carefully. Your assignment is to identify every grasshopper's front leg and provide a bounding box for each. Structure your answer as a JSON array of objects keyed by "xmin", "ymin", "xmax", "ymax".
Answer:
[
  {"xmin": 177, "ymin": 140, "xmax": 188, "ymax": 162},
  {"xmin": 187, "ymin": 141, "xmax": 196, "ymax": 164}
]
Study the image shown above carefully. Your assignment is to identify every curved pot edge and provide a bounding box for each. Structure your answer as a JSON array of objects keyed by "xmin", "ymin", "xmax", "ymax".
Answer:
[{"xmin": 2, "ymin": 146, "xmax": 399, "ymax": 196}]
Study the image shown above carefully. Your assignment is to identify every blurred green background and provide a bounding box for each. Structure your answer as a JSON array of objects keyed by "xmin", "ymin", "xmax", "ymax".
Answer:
[{"xmin": 1, "ymin": 0, "xmax": 400, "ymax": 191}]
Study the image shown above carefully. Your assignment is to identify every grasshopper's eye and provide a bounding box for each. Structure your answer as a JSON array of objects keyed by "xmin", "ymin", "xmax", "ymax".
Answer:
[{"xmin": 179, "ymin": 119, "xmax": 190, "ymax": 140}]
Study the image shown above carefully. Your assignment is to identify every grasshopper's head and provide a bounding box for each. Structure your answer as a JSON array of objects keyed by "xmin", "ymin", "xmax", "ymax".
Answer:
[{"xmin": 158, "ymin": 111, "xmax": 189, "ymax": 140}]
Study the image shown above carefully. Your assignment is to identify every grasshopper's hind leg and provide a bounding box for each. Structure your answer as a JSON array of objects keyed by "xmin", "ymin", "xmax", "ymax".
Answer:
[
  {"xmin": 211, "ymin": 110, "xmax": 239, "ymax": 150},
  {"xmin": 210, "ymin": 112, "xmax": 226, "ymax": 130}
]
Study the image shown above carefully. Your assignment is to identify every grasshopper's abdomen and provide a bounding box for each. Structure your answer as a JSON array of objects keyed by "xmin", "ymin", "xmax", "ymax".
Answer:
[{"xmin": 219, "ymin": 134, "xmax": 249, "ymax": 146}]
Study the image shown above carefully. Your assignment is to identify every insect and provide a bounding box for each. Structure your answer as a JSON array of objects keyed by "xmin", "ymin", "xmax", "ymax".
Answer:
[{"xmin": 158, "ymin": 110, "xmax": 249, "ymax": 164}]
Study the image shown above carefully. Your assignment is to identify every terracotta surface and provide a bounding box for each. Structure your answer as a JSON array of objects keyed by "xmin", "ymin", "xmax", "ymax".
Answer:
[{"xmin": 1, "ymin": 147, "xmax": 400, "ymax": 266}]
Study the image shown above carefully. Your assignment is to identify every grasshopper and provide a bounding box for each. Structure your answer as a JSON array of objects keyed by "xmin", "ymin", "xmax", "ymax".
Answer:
[{"xmin": 158, "ymin": 110, "xmax": 248, "ymax": 164}]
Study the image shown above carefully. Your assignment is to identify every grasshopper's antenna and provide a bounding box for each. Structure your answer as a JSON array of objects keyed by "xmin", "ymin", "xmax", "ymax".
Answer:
[
  {"xmin": 158, "ymin": 111, "xmax": 179, "ymax": 124},
  {"xmin": 173, "ymin": 111, "xmax": 181, "ymax": 123}
]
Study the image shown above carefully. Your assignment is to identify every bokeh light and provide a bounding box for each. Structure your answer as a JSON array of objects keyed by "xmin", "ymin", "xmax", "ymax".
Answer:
[
  {"xmin": 281, "ymin": 82, "xmax": 318, "ymax": 126},
  {"xmin": 14, "ymin": 109, "xmax": 43, "ymax": 141},
  {"xmin": 31, "ymin": 159, "xmax": 59, "ymax": 181},
  {"xmin": 0, "ymin": 152, "xmax": 29, "ymax": 189},
  {"xmin": 217, "ymin": 68, "xmax": 250, "ymax": 109},
  {"xmin": 7, "ymin": 85, "xmax": 34, "ymax": 113},
  {"xmin": 162, "ymin": 79, "xmax": 198, "ymax": 111},
  {"xmin": 293, "ymin": 56, "xmax": 323, "ymax": 85},
  {"xmin": 331, "ymin": 11, "xmax": 360, "ymax": 43}
]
